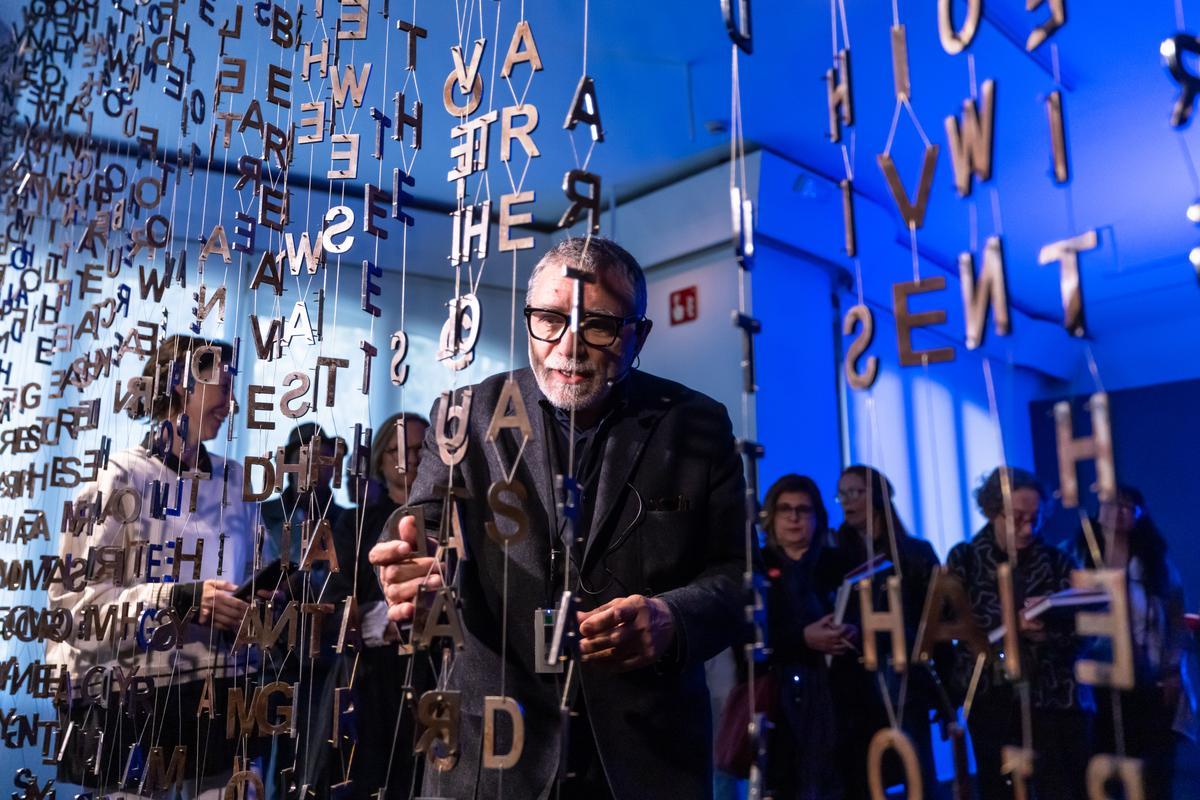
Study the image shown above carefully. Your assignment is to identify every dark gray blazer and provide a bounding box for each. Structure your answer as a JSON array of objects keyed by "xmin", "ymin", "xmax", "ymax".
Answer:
[{"xmin": 405, "ymin": 367, "xmax": 746, "ymax": 800}]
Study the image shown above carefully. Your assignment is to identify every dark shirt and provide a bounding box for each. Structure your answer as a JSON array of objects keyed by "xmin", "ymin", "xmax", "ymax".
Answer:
[
  {"xmin": 329, "ymin": 495, "xmax": 400, "ymax": 608},
  {"xmin": 945, "ymin": 524, "xmax": 1084, "ymax": 710},
  {"xmin": 824, "ymin": 523, "xmax": 942, "ymax": 713},
  {"xmin": 764, "ymin": 543, "xmax": 835, "ymax": 669},
  {"xmin": 542, "ymin": 388, "xmax": 625, "ymax": 569}
]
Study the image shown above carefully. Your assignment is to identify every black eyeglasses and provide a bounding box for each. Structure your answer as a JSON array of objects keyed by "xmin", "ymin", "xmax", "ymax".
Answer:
[
  {"xmin": 775, "ymin": 503, "xmax": 814, "ymax": 519},
  {"xmin": 524, "ymin": 306, "xmax": 644, "ymax": 348}
]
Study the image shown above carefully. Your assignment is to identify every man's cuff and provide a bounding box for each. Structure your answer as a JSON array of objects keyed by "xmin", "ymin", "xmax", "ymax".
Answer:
[{"xmin": 654, "ymin": 596, "xmax": 687, "ymax": 672}]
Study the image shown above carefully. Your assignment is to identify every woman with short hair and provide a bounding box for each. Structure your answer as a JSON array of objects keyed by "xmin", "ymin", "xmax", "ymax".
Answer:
[{"xmin": 947, "ymin": 467, "xmax": 1091, "ymax": 800}]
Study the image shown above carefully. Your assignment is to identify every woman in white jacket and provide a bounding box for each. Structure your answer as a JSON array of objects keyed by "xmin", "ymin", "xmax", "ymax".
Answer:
[{"xmin": 48, "ymin": 334, "xmax": 258, "ymax": 798}]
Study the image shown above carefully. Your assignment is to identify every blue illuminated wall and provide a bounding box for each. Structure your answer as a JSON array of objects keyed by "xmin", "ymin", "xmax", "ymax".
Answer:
[
  {"xmin": 837, "ymin": 290, "xmax": 1058, "ymax": 557},
  {"xmin": 1031, "ymin": 379, "xmax": 1200, "ymax": 593},
  {"xmin": 614, "ymin": 149, "xmax": 1072, "ymax": 561}
]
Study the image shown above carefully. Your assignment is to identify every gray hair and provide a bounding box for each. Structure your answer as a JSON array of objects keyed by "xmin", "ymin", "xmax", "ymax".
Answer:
[{"xmin": 525, "ymin": 237, "xmax": 648, "ymax": 317}]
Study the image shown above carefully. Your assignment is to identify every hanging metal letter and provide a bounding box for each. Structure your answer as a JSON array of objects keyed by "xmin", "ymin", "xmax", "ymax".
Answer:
[
  {"xmin": 501, "ymin": 20, "xmax": 543, "ymax": 77},
  {"xmin": 1047, "ymin": 90, "xmax": 1070, "ymax": 182},
  {"xmin": 412, "ymin": 587, "xmax": 466, "ymax": 651},
  {"xmin": 502, "ymin": 103, "xmax": 540, "ymax": 163},
  {"xmin": 435, "ymin": 388, "xmax": 473, "ymax": 466},
  {"xmin": 499, "ymin": 191, "xmax": 536, "ymax": 252},
  {"xmin": 843, "ymin": 304, "xmax": 878, "ymax": 390},
  {"xmin": 912, "ymin": 567, "xmax": 988, "ymax": 662},
  {"xmin": 731, "ymin": 187, "xmax": 755, "ymax": 270},
  {"xmin": 959, "ymin": 235, "xmax": 1011, "ymax": 349},
  {"xmin": 867, "ymin": 728, "xmax": 924, "ymax": 800},
  {"xmin": 877, "ymin": 145, "xmax": 939, "ymax": 229},
  {"xmin": 1053, "ymin": 392, "xmax": 1116, "ymax": 508},
  {"xmin": 1072, "ymin": 568, "xmax": 1134, "ymax": 689},
  {"xmin": 436, "ymin": 294, "xmax": 482, "ymax": 371},
  {"xmin": 841, "ymin": 179, "xmax": 857, "ymax": 257},
  {"xmin": 944, "ymin": 80, "xmax": 995, "ymax": 197},
  {"xmin": 533, "ymin": 608, "xmax": 565, "ymax": 674},
  {"xmin": 858, "ymin": 575, "xmax": 907, "ymax": 673},
  {"xmin": 483, "ymin": 696, "xmax": 525, "ymax": 769},
  {"xmin": 1085, "ymin": 755, "xmax": 1145, "ymax": 800},
  {"xmin": 893, "ymin": 278, "xmax": 956, "ymax": 366},
  {"xmin": 1038, "ymin": 229, "xmax": 1097, "ymax": 337},
  {"xmin": 564, "ymin": 76, "xmax": 604, "ymax": 142},
  {"xmin": 559, "ymin": 170, "xmax": 602, "ymax": 233},
  {"xmin": 1026, "ymin": 0, "xmax": 1065, "ymax": 53},
  {"xmin": 300, "ymin": 519, "xmax": 341, "ymax": 573},
  {"xmin": 414, "ymin": 691, "xmax": 461, "ymax": 772},
  {"xmin": 437, "ymin": 487, "xmax": 470, "ymax": 560},
  {"xmin": 444, "ymin": 40, "xmax": 486, "ymax": 117},
  {"xmin": 485, "ymin": 378, "xmax": 533, "ymax": 442},
  {"xmin": 996, "ymin": 563, "xmax": 1023, "ymax": 680},
  {"xmin": 891, "ymin": 27, "xmax": 911, "ymax": 101},
  {"xmin": 938, "ymin": 0, "xmax": 981, "ymax": 55},
  {"xmin": 485, "ymin": 480, "xmax": 530, "ymax": 546},
  {"xmin": 826, "ymin": 49, "xmax": 853, "ymax": 143},
  {"xmin": 1001, "ymin": 746, "xmax": 1035, "ymax": 800},
  {"xmin": 732, "ymin": 312, "xmax": 761, "ymax": 392},
  {"xmin": 1164, "ymin": 34, "xmax": 1200, "ymax": 127},
  {"xmin": 389, "ymin": 330, "xmax": 410, "ymax": 386},
  {"xmin": 720, "ymin": 0, "xmax": 752, "ymax": 53},
  {"xmin": 223, "ymin": 762, "xmax": 265, "ymax": 800}
]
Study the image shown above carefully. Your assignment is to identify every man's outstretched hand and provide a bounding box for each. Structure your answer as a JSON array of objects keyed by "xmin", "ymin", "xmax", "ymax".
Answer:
[
  {"xmin": 577, "ymin": 595, "xmax": 676, "ymax": 672},
  {"xmin": 368, "ymin": 514, "xmax": 440, "ymax": 622}
]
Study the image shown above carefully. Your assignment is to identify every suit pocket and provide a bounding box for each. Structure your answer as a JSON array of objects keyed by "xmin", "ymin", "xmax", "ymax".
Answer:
[{"xmin": 638, "ymin": 509, "xmax": 703, "ymax": 592}]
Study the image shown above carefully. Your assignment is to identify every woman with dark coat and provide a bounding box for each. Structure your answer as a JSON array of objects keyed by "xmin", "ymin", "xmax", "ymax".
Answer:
[
  {"xmin": 947, "ymin": 467, "xmax": 1090, "ymax": 800},
  {"xmin": 760, "ymin": 474, "xmax": 848, "ymax": 799},
  {"xmin": 824, "ymin": 465, "xmax": 942, "ymax": 800},
  {"xmin": 314, "ymin": 412, "xmax": 432, "ymax": 798},
  {"xmin": 1070, "ymin": 486, "xmax": 1190, "ymax": 800}
]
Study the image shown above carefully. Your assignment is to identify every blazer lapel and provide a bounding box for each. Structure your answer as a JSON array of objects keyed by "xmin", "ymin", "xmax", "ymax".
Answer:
[
  {"xmin": 510, "ymin": 369, "xmax": 556, "ymax": 534},
  {"xmin": 581, "ymin": 373, "xmax": 673, "ymax": 570}
]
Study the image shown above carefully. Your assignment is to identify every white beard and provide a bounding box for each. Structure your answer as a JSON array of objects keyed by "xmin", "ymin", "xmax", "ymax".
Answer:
[{"xmin": 531, "ymin": 353, "xmax": 609, "ymax": 411}]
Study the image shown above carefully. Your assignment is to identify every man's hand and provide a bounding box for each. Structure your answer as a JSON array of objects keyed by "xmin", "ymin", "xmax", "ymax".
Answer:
[
  {"xmin": 803, "ymin": 613, "xmax": 854, "ymax": 655},
  {"xmin": 368, "ymin": 514, "xmax": 440, "ymax": 622},
  {"xmin": 198, "ymin": 580, "xmax": 249, "ymax": 631},
  {"xmin": 577, "ymin": 595, "xmax": 676, "ymax": 672}
]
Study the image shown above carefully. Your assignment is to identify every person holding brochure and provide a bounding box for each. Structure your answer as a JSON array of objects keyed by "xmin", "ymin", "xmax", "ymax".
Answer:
[
  {"xmin": 824, "ymin": 466, "xmax": 941, "ymax": 800},
  {"xmin": 946, "ymin": 467, "xmax": 1091, "ymax": 800}
]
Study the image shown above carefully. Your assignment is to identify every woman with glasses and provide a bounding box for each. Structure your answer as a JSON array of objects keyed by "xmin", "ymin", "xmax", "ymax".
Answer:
[
  {"xmin": 946, "ymin": 467, "xmax": 1090, "ymax": 800},
  {"xmin": 824, "ymin": 465, "xmax": 941, "ymax": 800},
  {"xmin": 756, "ymin": 474, "xmax": 847, "ymax": 799},
  {"xmin": 1069, "ymin": 486, "xmax": 1192, "ymax": 800}
]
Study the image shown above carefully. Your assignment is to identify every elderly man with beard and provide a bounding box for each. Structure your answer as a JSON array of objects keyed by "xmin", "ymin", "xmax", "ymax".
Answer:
[{"xmin": 370, "ymin": 237, "xmax": 748, "ymax": 800}]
